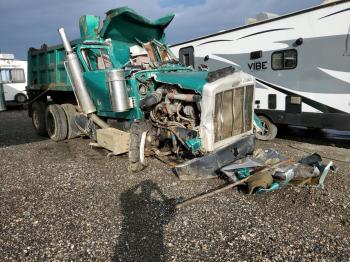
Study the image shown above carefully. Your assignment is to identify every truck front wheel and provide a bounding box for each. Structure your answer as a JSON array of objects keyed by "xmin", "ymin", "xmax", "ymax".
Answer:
[
  {"xmin": 45, "ymin": 104, "xmax": 68, "ymax": 141},
  {"xmin": 255, "ymin": 115, "xmax": 278, "ymax": 141},
  {"xmin": 128, "ymin": 121, "xmax": 151, "ymax": 172},
  {"xmin": 31, "ymin": 101, "xmax": 47, "ymax": 136}
]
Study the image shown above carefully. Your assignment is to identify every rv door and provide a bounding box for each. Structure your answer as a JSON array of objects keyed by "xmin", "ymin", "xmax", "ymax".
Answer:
[{"xmin": 179, "ymin": 46, "xmax": 195, "ymax": 68}]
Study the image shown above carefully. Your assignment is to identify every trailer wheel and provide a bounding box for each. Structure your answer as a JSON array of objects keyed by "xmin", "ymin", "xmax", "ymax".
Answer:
[
  {"xmin": 45, "ymin": 104, "xmax": 68, "ymax": 141},
  {"xmin": 15, "ymin": 93, "xmax": 27, "ymax": 104},
  {"xmin": 61, "ymin": 104, "xmax": 81, "ymax": 139},
  {"xmin": 255, "ymin": 115, "xmax": 278, "ymax": 141},
  {"xmin": 128, "ymin": 121, "xmax": 150, "ymax": 172},
  {"xmin": 31, "ymin": 101, "xmax": 47, "ymax": 136}
]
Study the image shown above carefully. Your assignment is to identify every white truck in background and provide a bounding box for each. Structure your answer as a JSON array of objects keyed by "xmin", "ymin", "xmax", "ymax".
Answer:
[{"xmin": 0, "ymin": 54, "xmax": 28, "ymax": 106}]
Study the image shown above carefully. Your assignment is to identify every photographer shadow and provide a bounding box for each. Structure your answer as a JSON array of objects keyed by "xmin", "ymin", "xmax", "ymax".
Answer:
[{"xmin": 112, "ymin": 180, "xmax": 177, "ymax": 262}]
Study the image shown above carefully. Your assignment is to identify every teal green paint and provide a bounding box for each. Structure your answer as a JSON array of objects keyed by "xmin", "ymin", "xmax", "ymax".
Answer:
[
  {"xmin": 256, "ymin": 182, "xmax": 280, "ymax": 194},
  {"xmin": 98, "ymin": 7, "xmax": 175, "ymax": 68},
  {"xmin": 76, "ymin": 44, "xmax": 118, "ymax": 72},
  {"xmin": 83, "ymin": 70, "xmax": 144, "ymax": 120},
  {"xmin": 132, "ymin": 66, "xmax": 208, "ymax": 94},
  {"xmin": 126, "ymin": 77, "xmax": 147, "ymax": 120},
  {"xmin": 83, "ymin": 70, "xmax": 110, "ymax": 112},
  {"xmin": 185, "ymin": 138, "xmax": 202, "ymax": 154},
  {"xmin": 27, "ymin": 6, "xmax": 213, "ymax": 124},
  {"xmin": 100, "ymin": 7, "xmax": 174, "ymax": 45},
  {"xmin": 253, "ymin": 113, "xmax": 264, "ymax": 130},
  {"xmin": 27, "ymin": 7, "xmax": 188, "ymax": 93},
  {"xmin": 79, "ymin": 15, "xmax": 101, "ymax": 41},
  {"xmin": 237, "ymin": 168, "xmax": 251, "ymax": 179},
  {"xmin": 152, "ymin": 71, "xmax": 208, "ymax": 93},
  {"xmin": 109, "ymin": 43, "xmax": 130, "ymax": 68},
  {"xmin": 0, "ymin": 83, "xmax": 6, "ymax": 111},
  {"xmin": 27, "ymin": 38, "xmax": 84, "ymax": 92}
]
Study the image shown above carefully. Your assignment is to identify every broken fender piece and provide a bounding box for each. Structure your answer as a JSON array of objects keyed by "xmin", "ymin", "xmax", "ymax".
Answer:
[
  {"xmin": 256, "ymin": 182, "xmax": 280, "ymax": 194},
  {"xmin": 318, "ymin": 161, "xmax": 333, "ymax": 189},
  {"xmin": 175, "ymin": 135, "xmax": 255, "ymax": 180},
  {"xmin": 247, "ymin": 171, "xmax": 273, "ymax": 194}
]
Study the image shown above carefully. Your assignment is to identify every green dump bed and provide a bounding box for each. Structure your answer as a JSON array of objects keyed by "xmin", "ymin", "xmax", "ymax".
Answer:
[{"xmin": 27, "ymin": 40, "xmax": 82, "ymax": 92}]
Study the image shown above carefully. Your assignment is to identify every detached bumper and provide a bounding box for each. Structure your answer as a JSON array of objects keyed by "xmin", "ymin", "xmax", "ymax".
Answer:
[{"xmin": 175, "ymin": 134, "xmax": 255, "ymax": 180}]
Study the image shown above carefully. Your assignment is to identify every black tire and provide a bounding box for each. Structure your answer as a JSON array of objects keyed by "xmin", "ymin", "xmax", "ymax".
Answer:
[
  {"xmin": 255, "ymin": 115, "xmax": 278, "ymax": 141},
  {"xmin": 45, "ymin": 104, "xmax": 68, "ymax": 141},
  {"xmin": 14, "ymin": 93, "xmax": 27, "ymax": 104},
  {"xmin": 128, "ymin": 121, "xmax": 151, "ymax": 172},
  {"xmin": 61, "ymin": 104, "xmax": 81, "ymax": 139},
  {"xmin": 31, "ymin": 101, "xmax": 47, "ymax": 136}
]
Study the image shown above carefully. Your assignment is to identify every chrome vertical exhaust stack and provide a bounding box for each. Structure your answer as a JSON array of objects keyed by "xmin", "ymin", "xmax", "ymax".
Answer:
[{"xmin": 58, "ymin": 27, "xmax": 96, "ymax": 115}]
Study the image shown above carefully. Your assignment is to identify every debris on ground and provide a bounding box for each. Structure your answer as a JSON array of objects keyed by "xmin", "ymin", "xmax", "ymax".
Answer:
[
  {"xmin": 1, "ymin": 110, "xmax": 350, "ymax": 261},
  {"xmin": 177, "ymin": 148, "xmax": 335, "ymax": 208}
]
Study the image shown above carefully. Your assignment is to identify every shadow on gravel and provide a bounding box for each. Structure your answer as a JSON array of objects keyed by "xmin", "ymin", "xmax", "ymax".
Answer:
[
  {"xmin": 0, "ymin": 109, "xmax": 47, "ymax": 147},
  {"xmin": 277, "ymin": 125, "xmax": 350, "ymax": 149},
  {"xmin": 112, "ymin": 180, "xmax": 176, "ymax": 262}
]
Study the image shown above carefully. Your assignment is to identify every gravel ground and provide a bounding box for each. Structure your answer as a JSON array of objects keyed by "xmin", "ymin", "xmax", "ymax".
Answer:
[{"xmin": 0, "ymin": 109, "xmax": 349, "ymax": 261}]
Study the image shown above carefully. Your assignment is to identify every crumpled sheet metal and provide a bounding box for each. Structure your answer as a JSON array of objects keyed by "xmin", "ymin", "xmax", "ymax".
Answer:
[
  {"xmin": 221, "ymin": 148, "xmax": 287, "ymax": 180},
  {"xmin": 273, "ymin": 163, "xmax": 320, "ymax": 181},
  {"xmin": 220, "ymin": 149, "xmax": 335, "ymax": 194},
  {"xmin": 175, "ymin": 134, "xmax": 255, "ymax": 180},
  {"xmin": 253, "ymin": 148, "xmax": 288, "ymax": 165}
]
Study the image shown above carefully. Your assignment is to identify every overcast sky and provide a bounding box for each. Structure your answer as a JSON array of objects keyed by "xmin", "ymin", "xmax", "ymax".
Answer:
[{"xmin": 0, "ymin": 0, "xmax": 321, "ymax": 59}]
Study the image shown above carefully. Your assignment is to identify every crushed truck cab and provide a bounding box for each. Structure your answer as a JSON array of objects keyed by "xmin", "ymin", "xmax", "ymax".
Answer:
[{"xmin": 27, "ymin": 7, "xmax": 256, "ymax": 179}]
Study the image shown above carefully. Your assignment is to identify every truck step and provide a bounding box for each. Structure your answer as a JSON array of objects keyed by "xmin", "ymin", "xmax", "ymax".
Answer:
[{"xmin": 96, "ymin": 128, "xmax": 130, "ymax": 155}]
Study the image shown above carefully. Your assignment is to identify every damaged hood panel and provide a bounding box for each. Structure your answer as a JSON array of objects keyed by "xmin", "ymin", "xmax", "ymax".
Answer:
[
  {"xmin": 100, "ymin": 7, "xmax": 175, "ymax": 45},
  {"xmin": 153, "ymin": 71, "xmax": 209, "ymax": 93},
  {"xmin": 176, "ymin": 135, "xmax": 255, "ymax": 180}
]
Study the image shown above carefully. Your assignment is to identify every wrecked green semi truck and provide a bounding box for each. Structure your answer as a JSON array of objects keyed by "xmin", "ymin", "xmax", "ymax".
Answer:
[{"xmin": 27, "ymin": 7, "xmax": 256, "ymax": 179}]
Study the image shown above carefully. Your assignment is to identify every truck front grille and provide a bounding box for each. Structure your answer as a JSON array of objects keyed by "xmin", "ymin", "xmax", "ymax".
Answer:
[{"xmin": 214, "ymin": 85, "xmax": 254, "ymax": 142}]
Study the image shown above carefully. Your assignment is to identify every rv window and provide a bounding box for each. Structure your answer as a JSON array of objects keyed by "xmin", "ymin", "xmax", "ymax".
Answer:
[
  {"xmin": 268, "ymin": 94, "xmax": 277, "ymax": 109},
  {"xmin": 272, "ymin": 52, "xmax": 283, "ymax": 69},
  {"xmin": 272, "ymin": 49, "xmax": 297, "ymax": 70},
  {"xmin": 0, "ymin": 69, "xmax": 25, "ymax": 83},
  {"xmin": 0, "ymin": 70, "xmax": 11, "ymax": 83},
  {"xmin": 179, "ymin": 46, "xmax": 194, "ymax": 67},
  {"xmin": 250, "ymin": 50, "xmax": 262, "ymax": 60},
  {"xmin": 11, "ymin": 69, "xmax": 25, "ymax": 83}
]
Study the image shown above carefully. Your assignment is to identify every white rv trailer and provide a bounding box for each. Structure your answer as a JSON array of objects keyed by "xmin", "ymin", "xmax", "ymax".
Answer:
[
  {"xmin": 171, "ymin": 0, "xmax": 350, "ymax": 139},
  {"xmin": 0, "ymin": 54, "xmax": 28, "ymax": 106}
]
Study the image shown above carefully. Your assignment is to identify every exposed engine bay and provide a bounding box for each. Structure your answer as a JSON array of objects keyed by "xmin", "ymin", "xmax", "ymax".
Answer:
[
  {"xmin": 139, "ymin": 84, "xmax": 202, "ymax": 159},
  {"xmin": 127, "ymin": 42, "xmax": 206, "ymax": 163}
]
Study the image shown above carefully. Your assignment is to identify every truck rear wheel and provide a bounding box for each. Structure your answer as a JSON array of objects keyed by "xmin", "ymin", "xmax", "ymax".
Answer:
[
  {"xmin": 255, "ymin": 115, "xmax": 277, "ymax": 141},
  {"xmin": 61, "ymin": 104, "xmax": 81, "ymax": 139},
  {"xmin": 45, "ymin": 104, "xmax": 68, "ymax": 141},
  {"xmin": 31, "ymin": 101, "xmax": 47, "ymax": 136}
]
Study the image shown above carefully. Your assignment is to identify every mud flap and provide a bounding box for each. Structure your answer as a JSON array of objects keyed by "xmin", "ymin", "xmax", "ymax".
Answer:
[{"xmin": 175, "ymin": 135, "xmax": 255, "ymax": 180}]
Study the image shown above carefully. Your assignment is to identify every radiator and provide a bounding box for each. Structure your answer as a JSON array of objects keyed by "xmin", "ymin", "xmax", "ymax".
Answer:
[
  {"xmin": 214, "ymin": 85, "xmax": 254, "ymax": 142},
  {"xmin": 200, "ymin": 71, "xmax": 255, "ymax": 152}
]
